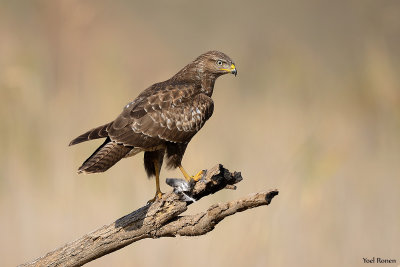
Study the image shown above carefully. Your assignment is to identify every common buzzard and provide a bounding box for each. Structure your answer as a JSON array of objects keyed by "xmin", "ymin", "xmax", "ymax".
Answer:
[{"xmin": 69, "ymin": 51, "xmax": 237, "ymax": 200}]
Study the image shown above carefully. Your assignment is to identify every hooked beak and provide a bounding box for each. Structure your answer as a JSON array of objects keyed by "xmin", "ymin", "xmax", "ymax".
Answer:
[
  {"xmin": 230, "ymin": 64, "xmax": 237, "ymax": 76},
  {"xmin": 221, "ymin": 63, "xmax": 237, "ymax": 76}
]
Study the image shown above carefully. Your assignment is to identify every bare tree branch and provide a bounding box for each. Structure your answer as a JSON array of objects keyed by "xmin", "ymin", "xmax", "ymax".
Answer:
[{"xmin": 20, "ymin": 164, "xmax": 279, "ymax": 267}]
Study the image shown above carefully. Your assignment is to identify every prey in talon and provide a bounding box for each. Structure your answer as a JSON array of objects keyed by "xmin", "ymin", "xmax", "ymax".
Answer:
[{"xmin": 69, "ymin": 51, "xmax": 237, "ymax": 202}]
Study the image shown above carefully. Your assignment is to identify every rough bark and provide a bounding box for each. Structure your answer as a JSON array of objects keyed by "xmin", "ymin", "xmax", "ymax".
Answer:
[{"xmin": 20, "ymin": 164, "xmax": 279, "ymax": 267}]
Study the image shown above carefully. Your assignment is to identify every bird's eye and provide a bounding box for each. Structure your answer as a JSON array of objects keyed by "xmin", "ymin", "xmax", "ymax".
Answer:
[{"xmin": 216, "ymin": 60, "xmax": 223, "ymax": 66}]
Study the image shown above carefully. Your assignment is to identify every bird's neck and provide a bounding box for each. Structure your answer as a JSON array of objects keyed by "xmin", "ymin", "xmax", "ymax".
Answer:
[
  {"xmin": 172, "ymin": 63, "xmax": 217, "ymax": 97},
  {"xmin": 200, "ymin": 76, "xmax": 216, "ymax": 97}
]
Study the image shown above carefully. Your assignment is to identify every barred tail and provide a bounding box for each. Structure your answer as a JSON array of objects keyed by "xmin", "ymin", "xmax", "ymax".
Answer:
[
  {"xmin": 69, "ymin": 122, "xmax": 112, "ymax": 146},
  {"xmin": 78, "ymin": 138, "xmax": 132, "ymax": 174}
]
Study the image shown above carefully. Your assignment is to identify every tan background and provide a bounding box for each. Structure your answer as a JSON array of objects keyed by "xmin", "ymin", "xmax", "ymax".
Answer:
[{"xmin": 1, "ymin": 1, "xmax": 399, "ymax": 266}]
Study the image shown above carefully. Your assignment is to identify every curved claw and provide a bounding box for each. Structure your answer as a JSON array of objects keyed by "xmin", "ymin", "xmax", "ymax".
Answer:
[
  {"xmin": 179, "ymin": 165, "xmax": 205, "ymax": 182},
  {"xmin": 191, "ymin": 170, "xmax": 204, "ymax": 182},
  {"xmin": 147, "ymin": 191, "xmax": 163, "ymax": 204}
]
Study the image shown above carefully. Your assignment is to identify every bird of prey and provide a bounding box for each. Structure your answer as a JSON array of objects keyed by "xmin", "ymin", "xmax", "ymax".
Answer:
[{"xmin": 69, "ymin": 51, "xmax": 237, "ymax": 201}]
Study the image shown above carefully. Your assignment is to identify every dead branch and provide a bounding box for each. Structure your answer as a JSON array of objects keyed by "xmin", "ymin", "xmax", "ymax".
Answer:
[{"xmin": 20, "ymin": 164, "xmax": 279, "ymax": 267}]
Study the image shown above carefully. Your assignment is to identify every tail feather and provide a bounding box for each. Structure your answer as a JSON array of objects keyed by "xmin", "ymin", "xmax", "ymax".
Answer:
[
  {"xmin": 69, "ymin": 122, "xmax": 112, "ymax": 146},
  {"xmin": 78, "ymin": 138, "xmax": 133, "ymax": 174}
]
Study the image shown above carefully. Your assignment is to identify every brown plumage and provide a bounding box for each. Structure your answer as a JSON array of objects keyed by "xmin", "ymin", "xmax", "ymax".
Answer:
[{"xmin": 69, "ymin": 50, "xmax": 237, "ymax": 199}]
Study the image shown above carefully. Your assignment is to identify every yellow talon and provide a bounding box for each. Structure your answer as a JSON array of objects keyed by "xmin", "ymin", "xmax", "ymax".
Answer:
[
  {"xmin": 156, "ymin": 191, "xmax": 163, "ymax": 199},
  {"xmin": 179, "ymin": 165, "xmax": 204, "ymax": 182},
  {"xmin": 192, "ymin": 170, "xmax": 204, "ymax": 181},
  {"xmin": 147, "ymin": 190, "xmax": 163, "ymax": 204}
]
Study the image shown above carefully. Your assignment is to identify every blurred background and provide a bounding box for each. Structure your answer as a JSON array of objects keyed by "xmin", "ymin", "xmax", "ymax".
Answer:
[{"xmin": 1, "ymin": 0, "xmax": 399, "ymax": 266}]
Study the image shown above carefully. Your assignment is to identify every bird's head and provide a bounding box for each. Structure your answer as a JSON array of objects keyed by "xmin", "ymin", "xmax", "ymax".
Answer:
[{"xmin": 195, "ymin": 51, "xmax": 237, "ymax": 77}]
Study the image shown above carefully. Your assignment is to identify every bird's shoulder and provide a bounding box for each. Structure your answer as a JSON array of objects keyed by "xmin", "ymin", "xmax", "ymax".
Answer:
[
  {"xmin": 107, "ymin": 79, "xmax": 206, "ymax": 135},
  {"xmin": 124, "ymin": 79, "xmax": 202, "ymax": 116}
]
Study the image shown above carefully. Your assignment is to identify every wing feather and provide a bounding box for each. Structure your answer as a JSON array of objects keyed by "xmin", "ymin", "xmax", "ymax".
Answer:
[{"xmin": 107, "ymin": 84, "xmax": 213, "ymax": 147}]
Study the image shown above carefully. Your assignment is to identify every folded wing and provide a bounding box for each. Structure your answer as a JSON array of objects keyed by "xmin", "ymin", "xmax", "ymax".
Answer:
[{"xmin": 107, "ymin": 85, "xmax": 214, "ymax": 147}]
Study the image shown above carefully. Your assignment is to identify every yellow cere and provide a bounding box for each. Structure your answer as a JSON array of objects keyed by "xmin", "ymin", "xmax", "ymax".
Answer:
[{"xmin": 221, "ymin": 64, "xmax": 236, "ymax": 72}]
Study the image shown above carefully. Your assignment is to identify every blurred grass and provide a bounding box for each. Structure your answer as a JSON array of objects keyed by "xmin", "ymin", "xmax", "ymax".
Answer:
[{"xmin": 1, "ymin": 0, "xmax": 399, "ymax": 266}]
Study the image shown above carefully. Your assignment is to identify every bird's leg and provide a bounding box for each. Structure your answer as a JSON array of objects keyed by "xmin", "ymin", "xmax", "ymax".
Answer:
[
  {"xmin": 178, "ymin": 165, "xmax": 204, "ymax": 182},
  {"xmin": 154, "ymin": 160, "xmax": 163, "ymax": 199},
  {"xmin": 148, "ymin": 160, "xmax": 163, "ymax": 203}
]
